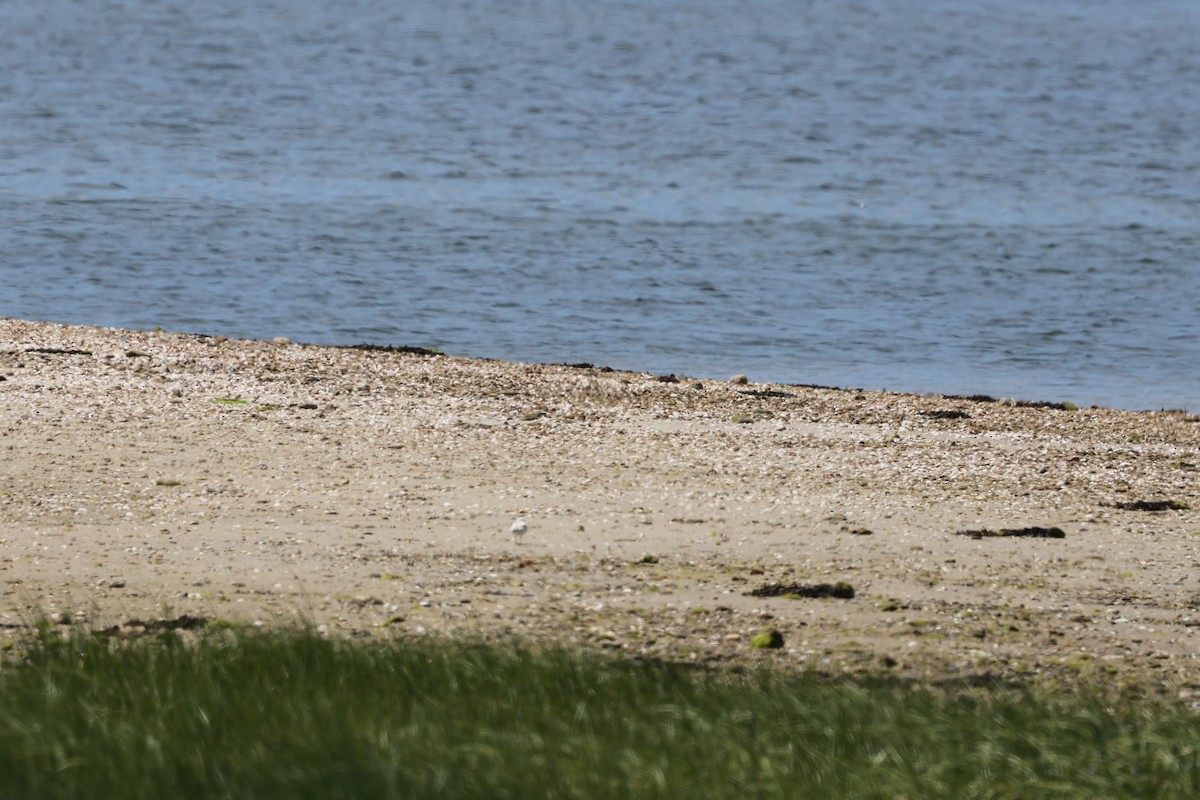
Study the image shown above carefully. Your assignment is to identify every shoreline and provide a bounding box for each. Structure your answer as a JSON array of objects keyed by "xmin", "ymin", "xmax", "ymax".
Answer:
[
  {"xmin": 3, "ymin": 318, "xmax": 1200, "ymax": 694},
  {"xmin": 16, "ymin": 317, "xmax": 1184, "ymax": 416}
]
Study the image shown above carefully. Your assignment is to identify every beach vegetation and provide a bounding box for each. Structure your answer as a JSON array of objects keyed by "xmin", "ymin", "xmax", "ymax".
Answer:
[{"xmin": 2, "ymin": 629, "xmax": 1200, "ymax": 798}]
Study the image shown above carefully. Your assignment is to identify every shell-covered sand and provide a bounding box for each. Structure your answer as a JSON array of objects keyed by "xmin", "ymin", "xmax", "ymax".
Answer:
[{"xmin": 3, "ymin": 318, "xmax": 1199, "ymax": 694}]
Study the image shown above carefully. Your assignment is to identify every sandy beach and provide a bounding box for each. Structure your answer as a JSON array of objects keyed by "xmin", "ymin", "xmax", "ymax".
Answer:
[{"xmin": 2, "ymin": 318, "xmax": 1198, "ymax": 694}]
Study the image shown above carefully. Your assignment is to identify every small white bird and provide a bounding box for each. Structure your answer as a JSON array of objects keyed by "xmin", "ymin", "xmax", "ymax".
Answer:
[{"xmin": 511, "ymin": 516, "xmax": 528, "ymax": 544}]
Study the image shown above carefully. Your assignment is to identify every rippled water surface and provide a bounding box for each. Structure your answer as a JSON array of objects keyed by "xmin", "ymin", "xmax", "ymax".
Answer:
[{"xmin": 3, "ymin": 0, "xmax": 1198, "ymax": 409}]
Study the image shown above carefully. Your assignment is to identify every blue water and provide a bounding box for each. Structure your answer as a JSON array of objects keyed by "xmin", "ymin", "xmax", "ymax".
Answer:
[{"xmin": 2, "ymin": 0, "xmax": 1198, "ymax": 410}]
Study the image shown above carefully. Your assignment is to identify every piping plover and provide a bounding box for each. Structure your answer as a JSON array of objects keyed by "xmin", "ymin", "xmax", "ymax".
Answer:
[{"xmin": 511, "ymin": 517, "xmax": 528, "ymax": 544}]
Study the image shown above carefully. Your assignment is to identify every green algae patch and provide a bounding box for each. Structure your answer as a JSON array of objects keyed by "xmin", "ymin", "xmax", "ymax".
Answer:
[{"xmin": 750, "ymin": 629, "xmax": 785, "ymax": 649}]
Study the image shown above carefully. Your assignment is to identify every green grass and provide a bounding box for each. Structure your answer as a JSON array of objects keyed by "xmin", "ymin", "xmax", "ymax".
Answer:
[{"xmin": 1, "ymin": 628, "xmax": 1199, "ymax": 799}]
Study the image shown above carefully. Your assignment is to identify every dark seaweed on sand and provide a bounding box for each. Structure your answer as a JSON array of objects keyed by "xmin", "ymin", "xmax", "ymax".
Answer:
[
  {"xmin": 25, "ymin": 347, "xmax": 93, "ymax": 356},
  {"xmin": 747, "ymin": 582, "xmax": 856, "ymax": 599},
  {"xmin": 1112, "ymin": 500, "xmax": 1190, "ymax": 512},
  {"xmin": 919, "ymin": 409, "xmax": 970, "ymax": 420},
  {"xmin": 340, "ymin": 343, "xmax": 441, "ymax": 356},
  {"xmin": 955, "ymin": 527, "xmax": 1066, "ymax": 539}
]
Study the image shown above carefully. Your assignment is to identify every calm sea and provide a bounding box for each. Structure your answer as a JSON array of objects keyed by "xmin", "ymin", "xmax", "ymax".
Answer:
[{"xmin": 3, "ymin": 0, "xmax": 1198, "ymax": 410}]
